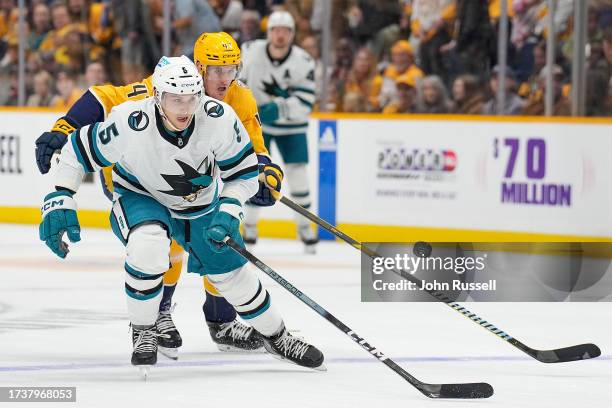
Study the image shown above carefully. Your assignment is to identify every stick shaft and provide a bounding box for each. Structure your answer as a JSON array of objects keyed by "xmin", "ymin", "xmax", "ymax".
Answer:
[{"xmin": 225, "ymin": 238, "xmax": 492, "ymax": 398}]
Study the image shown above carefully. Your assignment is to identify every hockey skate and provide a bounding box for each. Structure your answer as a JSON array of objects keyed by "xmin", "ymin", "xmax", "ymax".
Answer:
[
  {"xmin": 131, "ymin": 324, "xmax": 158, "ymax": 380},
  {"xmin": 298, "ymin": 225, "xmax": 318, "ymax": 254},
  {"xmin": 156, "ymin": 305, "xmax": 182, "ymax": 360},
  {"xmin": 208, "ymin": 319, "xmax": 265, "ymax": 352},
  {"xmin": 242, "ymin": 223, "xmax": 257, "ymax": 245},
  {"xmin": 263, "ymin": 325, "xmax": 325, "ymax": 371}
]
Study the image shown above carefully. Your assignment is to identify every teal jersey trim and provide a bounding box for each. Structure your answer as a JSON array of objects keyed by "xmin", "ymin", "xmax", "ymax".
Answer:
[
  {"xmin": 217, "ymin": 142, "xmax": 254, "ymax": 168},
  {"xmin": 125, "ymin": 285, "xmax": 163, "ymax": 301},
  {"xmin": 89, "ymin": 122, "xmax": 113, "ymax": 167},
  {"xmin": 113, "ymin": 164, "xmax": 148, "ymax": 194},
  {"xmin": 124, "ymin": 263, "xmax": 151, "ymax": 279},
  {"xmin": 71, "ymin": 130, "xmax": 91, "ymax": 172},
  {"xmin": 239, "ymin": 299, "xmax": 271, "ymax": 320},
  {"xmin": 235, "ymin": 169, "xmax": 259, "ymax": 180},
  {"xmin": 114, "ymin": 163, "xmax": 141, "ymax": 185}
]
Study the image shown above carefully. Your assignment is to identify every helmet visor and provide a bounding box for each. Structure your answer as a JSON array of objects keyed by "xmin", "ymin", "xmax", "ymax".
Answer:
[
  {"xmin": 161, "ymin": 92, "xmax": 202, "ymax": 116},
  {"xmin": 205, "ymin": 64, "xmax": 239, "ymax": 80}
]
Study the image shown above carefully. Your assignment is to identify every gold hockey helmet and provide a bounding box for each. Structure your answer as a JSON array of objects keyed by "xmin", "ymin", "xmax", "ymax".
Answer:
[{"xmin": 193, "ymin": 32, "xmax": 241, "ymax": 75}]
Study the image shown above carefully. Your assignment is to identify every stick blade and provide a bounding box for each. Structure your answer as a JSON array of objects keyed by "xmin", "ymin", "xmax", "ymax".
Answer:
[
  {"xmin": 420, "ymin": 383, "xmax": 494, "ymax": 399},
  {"xmin": 535, "ymin": 343, "xmax": 601, "ymax": 363}
]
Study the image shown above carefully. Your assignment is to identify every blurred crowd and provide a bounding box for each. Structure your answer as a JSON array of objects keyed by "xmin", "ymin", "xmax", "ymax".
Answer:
[{"xmin": 0, "ymin": 0, "xmax": 611, "ymax": 116}]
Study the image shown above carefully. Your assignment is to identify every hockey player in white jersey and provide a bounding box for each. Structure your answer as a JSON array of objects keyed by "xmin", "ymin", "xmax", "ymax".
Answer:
[
  {"xmin": 39, "ymin": 56, "xmax": 324, "ymax": 373},
  {"xmin": 239, "ymin": 10, "xmax": 318, "ymax": 253}
]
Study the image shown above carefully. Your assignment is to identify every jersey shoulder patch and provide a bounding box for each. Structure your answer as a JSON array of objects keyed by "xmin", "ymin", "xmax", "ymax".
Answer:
[
  {"xmin": 203, "ymin": 99, "xmax": 225, "ymax": 118},
  {"xmin": 127, "ymin": 110, "xmax": 150, "ymax": 131}
]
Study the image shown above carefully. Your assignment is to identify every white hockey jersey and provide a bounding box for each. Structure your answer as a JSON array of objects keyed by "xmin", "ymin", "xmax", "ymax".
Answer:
[
  {"xmin": 54, "ymin": 96, "xmax": 259, "ymax": 219},
  {"xmin": 240, "ymin": 39, "xmax": 315, "ymax": 136}
]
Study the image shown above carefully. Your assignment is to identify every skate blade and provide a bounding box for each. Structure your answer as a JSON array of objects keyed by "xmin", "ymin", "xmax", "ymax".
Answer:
[
  {"xmin": 217, "ymin": 344, "xmax": 265, "ymax": 353},
  {"xmin": 158, "ymin": 346, "xmax": 179, "ymax": 360},
  {"xmin": 267, "ymin": 351, "xmax": 326, "ymax": 372},
  {"xmin": 137, "ymin": 365, "xmax": 153, "ymax": 381}
]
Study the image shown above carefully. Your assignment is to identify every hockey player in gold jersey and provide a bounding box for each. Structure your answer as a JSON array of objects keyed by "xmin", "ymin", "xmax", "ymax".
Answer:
[{"xmin": 35, "ymin": 32, "xmax": 284, "ymax": 359}]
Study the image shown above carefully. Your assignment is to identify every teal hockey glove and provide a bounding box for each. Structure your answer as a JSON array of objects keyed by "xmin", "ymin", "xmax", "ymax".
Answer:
[
  {"xmin": 205, "ymin": 198, "xmax": 243, "ymax": 253},
  {"xmin": 39, "ymin": 190, "xmax": 81, "ymax": 258}
]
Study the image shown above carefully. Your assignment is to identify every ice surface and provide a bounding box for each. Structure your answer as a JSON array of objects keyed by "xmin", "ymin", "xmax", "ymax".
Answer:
[{"xmin": 0, "ymin": 225, "xmax": 610, "ymax": 407}]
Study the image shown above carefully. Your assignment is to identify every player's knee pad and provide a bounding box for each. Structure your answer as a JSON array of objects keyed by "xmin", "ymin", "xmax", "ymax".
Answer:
[
  {"xmin": 125, "ymin": 224, "xmax": 169, "ymax": 305},
  {"xmin": 285, "ymin": 163, "xmax": 310, "ymax": 207},
  {"xmin": 207, "ymin": 265, "xmax": 269, "ymax": 319},
  {"xmin": 126, "ymin": 223, "xmax": 171, "ymax": 276}
]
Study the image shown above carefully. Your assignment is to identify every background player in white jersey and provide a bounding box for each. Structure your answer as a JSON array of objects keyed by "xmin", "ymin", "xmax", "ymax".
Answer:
[
  {"xmin": 239, "ymin": 11, "xmax": 318, "ymax": 253},
  {"xmin": 39, "ymin": 56, "xmax": 324, "ymax": 373}
]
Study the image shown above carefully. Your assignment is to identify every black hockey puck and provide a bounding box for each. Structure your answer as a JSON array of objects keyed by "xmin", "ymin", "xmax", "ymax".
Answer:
[{"xmin": 413, "ymin": 241, "xmax": 432, "ymax": 258}]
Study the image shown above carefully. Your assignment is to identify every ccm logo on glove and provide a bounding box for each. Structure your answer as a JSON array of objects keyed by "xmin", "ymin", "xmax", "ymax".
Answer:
[{"xmin": 42, "ymin": 199, "xmax": 66, "ymax": 212}]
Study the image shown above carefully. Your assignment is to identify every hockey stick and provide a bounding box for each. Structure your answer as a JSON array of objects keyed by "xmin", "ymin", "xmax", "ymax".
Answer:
[
  {"xmin": 277, "ymin": 193, "xmax": 601, "ymax": 364},
  {"xmin": 225, "ymin": 238, "xmax": 493, "ymax": 399}
]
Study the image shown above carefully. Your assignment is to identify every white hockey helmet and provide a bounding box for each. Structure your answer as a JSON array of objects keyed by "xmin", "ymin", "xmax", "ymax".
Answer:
[
  {"xmin": 153, "ymin": 55, "xmax": 203, "ymax": 130},
  {"xmin": 267, "ymin": 10, "xmax": 295, "ymax": 32}
]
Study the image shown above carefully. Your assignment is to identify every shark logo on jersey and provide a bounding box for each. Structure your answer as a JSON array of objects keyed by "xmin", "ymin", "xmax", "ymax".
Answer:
[
  {"xmin": 261, "ymin": 75, "xmax": 289, "ymax": 98},
  {"xmin": 159, "ymin": 157, "xmax": 215, "ymax": 202},
  {"xmin": 204, "ymin": 101, "xmax": 224, "ymax": 118},
  {"xmin": 128, "ymin": 110, "xmax": 149, "ymax": 131}
]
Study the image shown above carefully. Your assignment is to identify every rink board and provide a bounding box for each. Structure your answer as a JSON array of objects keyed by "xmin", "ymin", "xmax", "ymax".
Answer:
[
  {"xmin": 1, "ymin": 108, "xmax": 611, "ymax": 241},
  {"xmin": 312, "ymin": 113, "xmax": 612, "ymax": 241}
]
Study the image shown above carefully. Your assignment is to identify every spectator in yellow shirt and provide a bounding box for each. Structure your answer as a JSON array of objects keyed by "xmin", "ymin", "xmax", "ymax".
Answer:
[
  {"xmin": 374, "ymin": 40, "xmax": 424, "ymax": 110},
  {"xmin": 0, "ymin": 0, "xmax": 19, "ymax": 40},
  {"xmin": 341, "ymin": 46, "xmax": 379, "ymax": 112},
  {"xmin": 39, "ymin": 2, "xmax": 75, "ymax": 57}
]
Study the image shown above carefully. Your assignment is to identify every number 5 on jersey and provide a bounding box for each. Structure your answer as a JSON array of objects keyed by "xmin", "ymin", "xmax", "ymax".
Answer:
[{"xmin": 99, "ymin": 123, "xmax": 119, "ymax": 145}]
